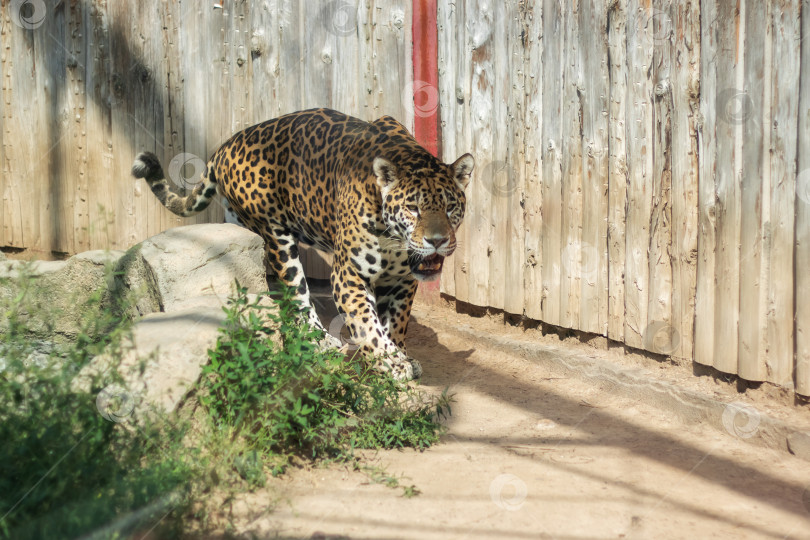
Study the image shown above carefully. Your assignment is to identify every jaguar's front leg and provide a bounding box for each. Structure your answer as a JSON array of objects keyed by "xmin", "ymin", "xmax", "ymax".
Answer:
[
  {"xmin": 375, "ymin": 278, "xmax": 418, "ymax": 351},
  {"xmin": 331, "ymin": 262, "xmax": 420, "ymax": 381}
]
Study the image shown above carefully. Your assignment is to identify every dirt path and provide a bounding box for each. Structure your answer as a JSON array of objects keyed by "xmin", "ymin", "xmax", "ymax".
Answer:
[{"xmin": 221, "ymin": 298, "xmax": 810, "ymax": 540}]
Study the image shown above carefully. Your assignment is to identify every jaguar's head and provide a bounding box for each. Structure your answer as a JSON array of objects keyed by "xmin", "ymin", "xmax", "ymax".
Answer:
[{"xmin": 374, "ymin": 153, "xmax": 475, "ymax": 281}]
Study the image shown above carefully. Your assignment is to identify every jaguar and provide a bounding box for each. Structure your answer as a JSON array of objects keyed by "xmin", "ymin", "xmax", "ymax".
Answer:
[{"xmin": 132, "ymin": 108, "xmax": 474, "ymax": 380}]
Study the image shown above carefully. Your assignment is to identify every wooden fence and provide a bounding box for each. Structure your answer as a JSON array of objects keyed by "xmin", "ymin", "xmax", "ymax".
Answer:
[
  {"xmin": 438, "ymin": 0, "xmax": 810, "ymax": 395},
  {"xmin": 1, "ymin": 0, "xmax": 415, "ymax": 277},
  {"xmin": 3, "ymin": 0, "xmax": 809, "ymax": 395}
]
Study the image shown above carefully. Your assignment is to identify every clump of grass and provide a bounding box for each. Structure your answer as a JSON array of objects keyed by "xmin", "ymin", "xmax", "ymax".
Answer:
[{"xmin": 198, "ymin": 285, "xmax": 451, "ymax": 481}]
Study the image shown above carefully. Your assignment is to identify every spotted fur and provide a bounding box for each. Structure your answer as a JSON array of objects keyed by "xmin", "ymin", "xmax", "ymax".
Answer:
[{"xmin": 132, "ymin": 108, "xmax": 474, "ymax": 381}]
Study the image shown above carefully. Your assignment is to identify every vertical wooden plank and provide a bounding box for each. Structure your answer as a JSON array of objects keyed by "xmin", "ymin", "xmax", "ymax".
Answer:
[
  {"xmin": 436, "ymin": 2, "xmax": 460, "ymax": 298},
  {"xmin": 737, "ymin": 0, "xmax": 768, "ymax": 380},
  {"xmin": 540, "ymin": 0, "xmax": 564, "ymax": 326},
  {"xmin": 797, "ymin": 0, "xmax": 810, "ymax": 396},
  {"xmin": 165, "ymin": 0, "xmax": 197, "ymax": 238},
  {"xmin": 668, "ymin": 0, "xmax": 700, "ymax": 360},
  {"xmin": 502, "ymin": 1, "xmax": 525, "ymax": 317},
  {"xmin": 85, "ymin": 0, "xmax": 116, "ymax": 250},
  {"xmin": 250, "ymin": 0, "xmax": 280, "ymax": 121},
  {"xmin": 398, "ymin": 0, "xmax": 414, "ymax": 129},
  {"xmin": 178, "ymin": 0, "xmax": 211, "ymax": 231},
  {"xmin": 0, "ymin": 8, "xmax": 4, "ymax": 250},
  {"xmin": 67, "ymin": 0, "xmax": 88, "ymax": 253},
  {"xmin": 486, "ymin": 0, "xmax": 508, "ymax": 311},
  {"xmin": 459, "ymin": 0, "xmax": 475, "ymax": 305},
  {"xmin": 151, "ymin": 2, "xmax": 174, "ymax": 234},
  {"xmin": 229, "ymin": 0, "xmax": 251, "ymax": 137},
  {"xmin": 766, "ymin": 0, "xmax": 798, "ymax": 386},
  {"xmin": 711, "ymin": 0, "xmax": 743, "ymax": 374},
  {"xmin": 0, "ymin": 9, "xmax": 4, "ymax": 248},
  {"xmin": 695, "ymin": 0, "xmax": 718, "ymax": 368},
  {"xmin": 36, "ymin": 0, "xmax": 65, "ymax": 255},
  {"xmin": 142, "ymin": 1, "xmax": 171, "ymax": 237},
  {"xmin": 161, "ymin": 0, "xmax": 185, "ymax": 238},
  {"xmin": 187, "ymin": 0, "xmax": 245, "ymax": 229},
  {"xmin": 437, "ymin": 0, "xmax": 457, "ymax": 297},
  {"xmin": 302, "ymin": 0, "xmax": 331, "ymax": 111},
  {"xmin": 277, "ymin": 0, "xmax": 303, "ymax": 115},
  {"xmin": 329, "ymin": 0, "xmax": 361, "ymax": 115},
  {"xmin": 559, "ymin": 0, "xmax": 583, "ymax": 329},
  {"xmin": 623, "ymin": 0, "xmax": 654, "ymax": 350},
  {"xmin": 578, "ymin": 0, "xmax": 609, "ymax": 335},
  {"xmin": 522, "ymin": 0, "xmax": 543, "ymax": 321},
  {"xmin": 466, "ymin": 0, "xmax": 493, "ymax": 308},
  {"xmin": 207, "ymin": 2, "xmax": 229, "ymax": 182},
  {"xmin": 1, "ymin": 2, "xmax": 39, "ymax": 250},
  {"xmin": 358, "ymin": 0, "xmax": 375, "ymax": 119},
  {"xmin": 0, "ymin": 7, "xmax": 3, "ymax": 249},
  {"xmin": 110, "ymin": 2, "xmax": 135, "ymax": 251},
  {"xmin": 606, "ymin": 0, "xmax": 627, "ymax": 343},
  {"xmin": 647, "ymin": 0, "xmax": 674, "ymax": 355},
  {"xmin": 449, "ymin": 0, "xmax": 473, "ymax": 303},
  {"xmin": 357, "ymin": 0, "xmax": 375, "ymax": 119},
  {"xmin": 368, "ymin": 0, "xmax": 411, "ymax": 124}
]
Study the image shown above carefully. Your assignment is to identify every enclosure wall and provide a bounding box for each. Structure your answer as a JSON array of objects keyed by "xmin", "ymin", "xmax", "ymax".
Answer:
[
  {"xmin": 438, "ymin": 0, "xmax": 810, "ymax": 395},
  {"xmin": 4, "ymin": 0, "xmax": 809, "ymax": 395}
]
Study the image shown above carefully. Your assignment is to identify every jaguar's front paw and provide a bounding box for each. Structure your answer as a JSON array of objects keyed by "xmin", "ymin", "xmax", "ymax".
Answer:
[
  {"xmin": 408, "ymin": 356, "xmax": 423, "ymax": 379},
  {"xmin": 385, "ymin": 352, "xmax": 422, "ymax": 382}
]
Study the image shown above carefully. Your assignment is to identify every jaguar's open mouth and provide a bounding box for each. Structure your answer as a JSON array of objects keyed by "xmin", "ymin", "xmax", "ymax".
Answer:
[{"xmin": 411, "ymin": 253, "xmax": 445, "ymax": 281}]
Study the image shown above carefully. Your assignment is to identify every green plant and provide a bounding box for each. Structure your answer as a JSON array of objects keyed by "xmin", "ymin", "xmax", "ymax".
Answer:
[
  {"xmin": 0, "ymin": 264, "xmax": 451, "ymax": 539},
  {"xmin": 199, "ymin": 284, "xmax": 451, "ymax": 481},
  {"xmin": 359, "ymin": 463, "xmax": 422, "ymax": 498},
  {"xmin": 0, "ymin": 264, "xmax": 196, "ymax": 540}
]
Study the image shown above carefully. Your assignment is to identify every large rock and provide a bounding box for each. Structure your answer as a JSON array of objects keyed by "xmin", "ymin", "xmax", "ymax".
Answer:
[
  {"xmin": 118, "ymin": 223, "xmax": 266, "ymax": 316},
  {"xmin": 81, "ymin": 294, "xmax": 281, "ymax": 421},
  {"xmin": 3, "ymin": 224, "xmax": 272, "ymax": 418},
  {"xmin": 0, "ymin": 251, "xmax": 125, "ymax": 341},
  {"xmin": 94, "ymin": 300, "xmax": 227, "ymax": 421}
]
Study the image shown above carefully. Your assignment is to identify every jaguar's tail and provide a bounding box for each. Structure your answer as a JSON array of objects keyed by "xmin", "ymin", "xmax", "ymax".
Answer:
[{"xmin": 131, "ymin": 152, "xmax": 218, "ymax": 217}]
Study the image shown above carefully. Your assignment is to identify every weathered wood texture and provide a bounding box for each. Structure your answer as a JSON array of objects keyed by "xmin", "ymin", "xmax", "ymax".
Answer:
[
  {"xmin": 798, "ymin": 0, "xmax": 810, "ymax": 396},
  {"xmin": 438, "ymin": 0, "xmax": 808, "ymax": 395},
  {"xmin": 1, "ymin": 0, "xmax": 413, "ymax": 279},
  {"xmin": 3, "ymin": 0, "xmax": 809, "ymax": 395},
  {"xmin": 696, "ymin": 0, "xmax": 799, "ymax": 390}
]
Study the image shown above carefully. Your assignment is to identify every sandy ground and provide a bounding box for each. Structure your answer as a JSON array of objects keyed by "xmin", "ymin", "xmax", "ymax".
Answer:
[{"xmin": 210, "ymin": 295, "xmax": 810, "ymax": 540}]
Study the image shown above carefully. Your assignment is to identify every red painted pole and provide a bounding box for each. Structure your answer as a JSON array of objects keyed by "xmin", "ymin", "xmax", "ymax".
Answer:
[
  {"xmin": 412, "ymin": 0, "xmax": 442, "ymax": 303},
  {"xmin": 412, "ymin": 0, "xmax": 440, "ymax": 158}
]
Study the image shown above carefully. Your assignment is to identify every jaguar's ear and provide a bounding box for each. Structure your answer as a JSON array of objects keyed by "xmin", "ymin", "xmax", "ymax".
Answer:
[
  {"xmin": 452, "ymin": 153, "xmax": 475, "ymax": 189},
  {"xmin": 373, "ymin": 157, "xmax": 399, "ymax": 190}
]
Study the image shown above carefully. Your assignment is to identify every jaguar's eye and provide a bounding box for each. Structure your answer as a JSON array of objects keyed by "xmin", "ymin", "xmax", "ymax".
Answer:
[{"xmin": 406, "ymin": 205, "xmax": 419, "ymax": 216}]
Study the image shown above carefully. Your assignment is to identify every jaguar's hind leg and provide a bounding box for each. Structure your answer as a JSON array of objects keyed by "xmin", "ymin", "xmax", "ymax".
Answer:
[{"xmin": 261, "ymin": 225, "xmax": 341, "ymax": 349}]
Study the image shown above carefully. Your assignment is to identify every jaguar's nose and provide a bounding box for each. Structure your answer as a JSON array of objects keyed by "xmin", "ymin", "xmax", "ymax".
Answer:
[{"xmin": 424, "ymin": 236, "xmax": 447, "ymax": 249}]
